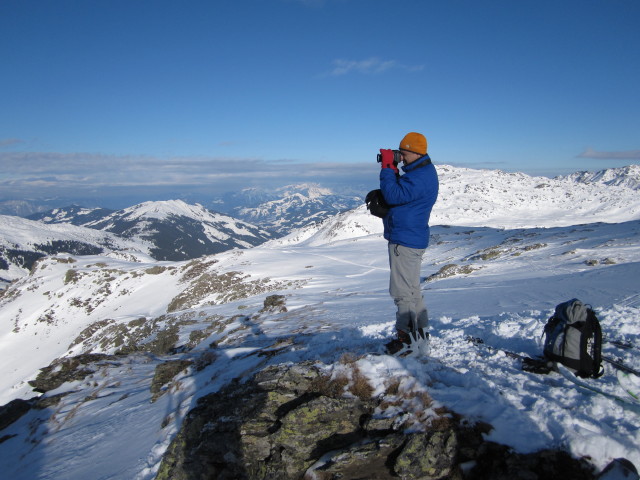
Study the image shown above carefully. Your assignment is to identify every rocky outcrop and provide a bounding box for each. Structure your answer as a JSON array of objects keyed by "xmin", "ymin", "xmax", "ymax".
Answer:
[
  {"xmin": 0, "ymin": 353, "xmax": 121, "ymax": 440},
  {"xmin": 156, "ymin": 361, "xmax": 365, "ymax": 480},
  {"xmin": 27, "ymin": 353, "xmax": 119, "ymax": 393},
  {"xmin": 150, "ymin": 359, "xmax": 194, "ymax": 402},
  {"xmin": 0, "ymin": 393, "xmax": 70, "ymax": 444},
  {"xmin": 156, "ymin": 361, "xmax": 596, "ymax": 480},
  {"xmin": 0, "ymin": 398, "xmax": 33, "ymax": 437}
]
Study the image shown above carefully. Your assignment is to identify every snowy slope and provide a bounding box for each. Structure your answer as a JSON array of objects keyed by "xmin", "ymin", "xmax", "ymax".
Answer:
[
  {"xmin": 0, "ymin": 214, "xmax": 153, "ymax": 283},
  {"xmin": 433, "ymin": 164, "xmax": 640, "ymax": 228},
  {"xmin": 0, "ymin": 214, "xmax": 639, "ymax": 478},
  {"xmin": 28, "ymin": 205, "xmax": 115, "ymax": 225}
]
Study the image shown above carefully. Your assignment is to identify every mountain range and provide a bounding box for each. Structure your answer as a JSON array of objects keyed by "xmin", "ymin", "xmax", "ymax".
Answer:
[
  {"xmin": 31, "ymin": 199, "xmax": 275, "ymax": 259},
  {"xmin": 228, "ymin": 183, "xmax": 363, "ymax": 235},
  {"xmin": 562, "ymin": 164, "xmax": 640, "ymax": 190},
  {"xmin": 1, "ymin": 165, "xmax": 638, "ymax": 288},
  {"xmin": 0, "ymin": 214, "xmax": 154, "ymax": 286},
  {"xmin": 0, "ymin": 200, "xmax": 275, "ymax": 287},
  {"xmin": 2, "ymin": 163, "xmax": 638, "ymax": 222}
]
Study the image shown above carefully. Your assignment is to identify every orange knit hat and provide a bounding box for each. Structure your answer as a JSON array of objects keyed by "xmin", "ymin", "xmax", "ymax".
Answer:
[{"xmin": 399, "ymin": 132, "xmax": 427, "ymax": 155}]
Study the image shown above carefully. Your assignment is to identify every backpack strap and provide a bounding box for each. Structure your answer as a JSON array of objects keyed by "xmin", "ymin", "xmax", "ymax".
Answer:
[{"xmin": 586, "ymin": 308, "xmax": 604, "ymax": 378}]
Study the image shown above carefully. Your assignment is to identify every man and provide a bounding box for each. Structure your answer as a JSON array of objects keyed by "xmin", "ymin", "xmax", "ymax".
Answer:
[{"xmin": 379, "ymin": 132, "xmax": 439, "ymax": 354}]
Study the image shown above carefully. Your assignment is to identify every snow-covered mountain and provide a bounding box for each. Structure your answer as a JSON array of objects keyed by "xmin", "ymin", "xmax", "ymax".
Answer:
[
  {"xmin": 0, "ymin": 215, "xmax": 153, "ymax": 285},
  {"xmin": 0, "ymin": 198, "xmax": 103, "ymax": 217},
  {"xmin": 28, "ymin": 205, "xmax": 115, "ymax": 225},
  {"xmin": 228, "ymin": 183, "xmax": 363, "ymax": 235},
  {"xmin": 164, "ymin": 165, "xmax": 638, "ymax": 237},
  {"xmin": 0, "ymin": 199, "xmax": 54, "ymax": 217},
  {"xmin": 32, "ymin": 200, "xmax": 275, "ymax": 262},
  {"xmin": 231, "ymin": 166, "xmax": 640, "ymax": 234},
  {"xmin": 559, "ymin": 164, "xmax": 640, "ymax": 190},
  {"xmin": 431, "ymin": 164, "xmax": 640, "ymax": 228}
]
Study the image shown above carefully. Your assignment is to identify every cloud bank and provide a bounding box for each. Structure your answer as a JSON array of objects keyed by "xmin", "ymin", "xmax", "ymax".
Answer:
[
  {"xmin": 0, "ymin": 151, "xmax": 375, "ymax": 208},
  {"xmin": 577, "ymin": 148, "xmax": 640, "ymax": 160},
  {"xmin": 0, "ymin": 138, "xmax": 24, "ymax": 148}
]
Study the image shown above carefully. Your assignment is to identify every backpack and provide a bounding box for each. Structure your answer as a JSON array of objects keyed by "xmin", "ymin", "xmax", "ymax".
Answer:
[
  {"xmin": 542, "ymin": 298, "xmax": 603, "ymax": 378},
  {"xmin": 365, "ymin": 189, "xmax": 390, "ymax": 218}
]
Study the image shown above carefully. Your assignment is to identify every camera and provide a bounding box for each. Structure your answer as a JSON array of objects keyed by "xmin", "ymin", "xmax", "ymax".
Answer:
[{"xmin": 377, "ymin": 149, "xmax": 402, "ymax": 164}]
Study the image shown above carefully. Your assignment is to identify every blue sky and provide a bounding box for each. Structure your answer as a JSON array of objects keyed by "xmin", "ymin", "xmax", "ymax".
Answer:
[{"xmin": 1, "ymin": 0, "xmax": 639, "ymax": 205}]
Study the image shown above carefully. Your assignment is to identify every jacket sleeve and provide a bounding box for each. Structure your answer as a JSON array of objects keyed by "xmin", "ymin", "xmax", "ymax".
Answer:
[{"xmin": 379, "ymin": 168, "xmax": 424, "ymax": 205}]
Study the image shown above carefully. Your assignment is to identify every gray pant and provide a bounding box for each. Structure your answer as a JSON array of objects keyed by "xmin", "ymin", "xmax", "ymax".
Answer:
[{"xmin": 388, "ymin": 243, "xmax": 428, "ymax": 333}]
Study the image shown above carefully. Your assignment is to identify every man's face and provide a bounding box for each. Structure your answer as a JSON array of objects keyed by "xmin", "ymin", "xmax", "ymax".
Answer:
[{"xmin": 399, "ymin": 149, "xmax": 421, "ymax": 165}]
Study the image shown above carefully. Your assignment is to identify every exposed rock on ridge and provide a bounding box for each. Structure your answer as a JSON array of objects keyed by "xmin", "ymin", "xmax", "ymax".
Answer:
[{"xmin": 156, "ymin": 361, "xmax": 595, "ymax": 480}]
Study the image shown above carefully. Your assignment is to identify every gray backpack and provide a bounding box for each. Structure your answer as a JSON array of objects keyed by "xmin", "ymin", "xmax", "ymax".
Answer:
[{"xmin": 543, "ymin": 299, "xmax": 603, "ymax": 378}]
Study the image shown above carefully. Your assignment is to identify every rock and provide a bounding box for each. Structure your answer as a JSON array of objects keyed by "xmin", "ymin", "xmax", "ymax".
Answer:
[
  {"xmin": 156, "ymin": 361, "xmax": 601, "ymax": 480},
  {"xmin": 306, "ymin": 434, "xmax": 406, "ymax": 479},
  {"xmin": 394, "ymin": 430, "xmax": 459, "ymax": 480},
  {"xmin": 150, "ymin": 359, "xmax": 194, "ymax": 402},
  {"xmin": 272, "ymin": 395, "xmax": 369, "ymax": 477},
  {"xmin": 467, "ymin": 442, "xmax": 595, "ymax": 480},
  {"xmin": 260, "ymin": 294, "xmax": 287, "ymax": 313},
  {"xmin": 0, "ymin": 398, "xmax": 34, "ymax": 432},
  {"xmin": 0, "ymin": 393, "xmax": 69, "ymax": 445},
  {"xmin": 156, "ymin": 361, "xmax": 376, "ymax": 480},
  {"xmin": 28, "ymin": 353, "xmax": 118, "ymax": 393}
]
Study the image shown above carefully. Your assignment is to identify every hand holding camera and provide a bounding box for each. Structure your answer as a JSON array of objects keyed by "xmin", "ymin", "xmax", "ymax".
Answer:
[{"xmin": 378, "ymin": 149, "xmax": 401, "ymax": 173}]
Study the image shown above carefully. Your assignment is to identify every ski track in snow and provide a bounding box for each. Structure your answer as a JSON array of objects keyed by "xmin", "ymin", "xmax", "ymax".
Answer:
[{"xmin": 1, "ymin": 216, "xmax": 640, "ymax": 478}]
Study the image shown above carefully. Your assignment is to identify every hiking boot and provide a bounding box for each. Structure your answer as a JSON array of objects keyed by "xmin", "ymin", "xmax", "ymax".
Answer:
[
  {"xmin": 408, "ymin": 328, "xmax": 430, "ymax": 356},
  {"xmin": 414, "ymin": 328, "xmax": 429, "ymax": 341},
  {"xmin": 385, "ymin": 329, "xmax": 411, "ymax": 355}
]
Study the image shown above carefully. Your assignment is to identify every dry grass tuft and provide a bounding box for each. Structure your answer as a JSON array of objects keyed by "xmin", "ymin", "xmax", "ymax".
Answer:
[{"xmin": 349, "ymin": 366, "xmax": 374, "ymax": 401}]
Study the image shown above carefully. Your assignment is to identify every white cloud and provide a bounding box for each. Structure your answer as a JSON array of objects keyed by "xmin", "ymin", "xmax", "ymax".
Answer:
[{"xmin": 327, "ymin": 57, "xmax": 424, "ymax": 76}]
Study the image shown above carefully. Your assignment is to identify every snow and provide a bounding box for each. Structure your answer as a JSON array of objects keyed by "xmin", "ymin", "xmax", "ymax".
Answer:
[
  {"xmin": 94, "ymin": 199, "xmax": 272, "ymax": 242},
  {"xmin": 117, "ymin": 200, "xmax": 211, "ymax": 221},
  {"xmin": 0, "ymin": 214, "xmax": 154, "ymax": 286},
  {"xmin": 562, "ymin": 165, "xmax": 640, "ymax": 190},
  {"xmin": 0, "ymin": 215, "xmax": 148, "ymax": 252},
  {"xmin": 1, "ymin": 165, "xmax": 640, "ymax": 478},
  {"xmin": 431, "ymin": 165, "xmax": 640, "ymax": 228}
]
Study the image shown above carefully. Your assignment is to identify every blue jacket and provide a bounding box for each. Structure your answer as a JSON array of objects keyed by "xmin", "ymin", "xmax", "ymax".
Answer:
[{"xmin": 380, "ymin": 155, "xmax": 439, "ymax": 249}]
